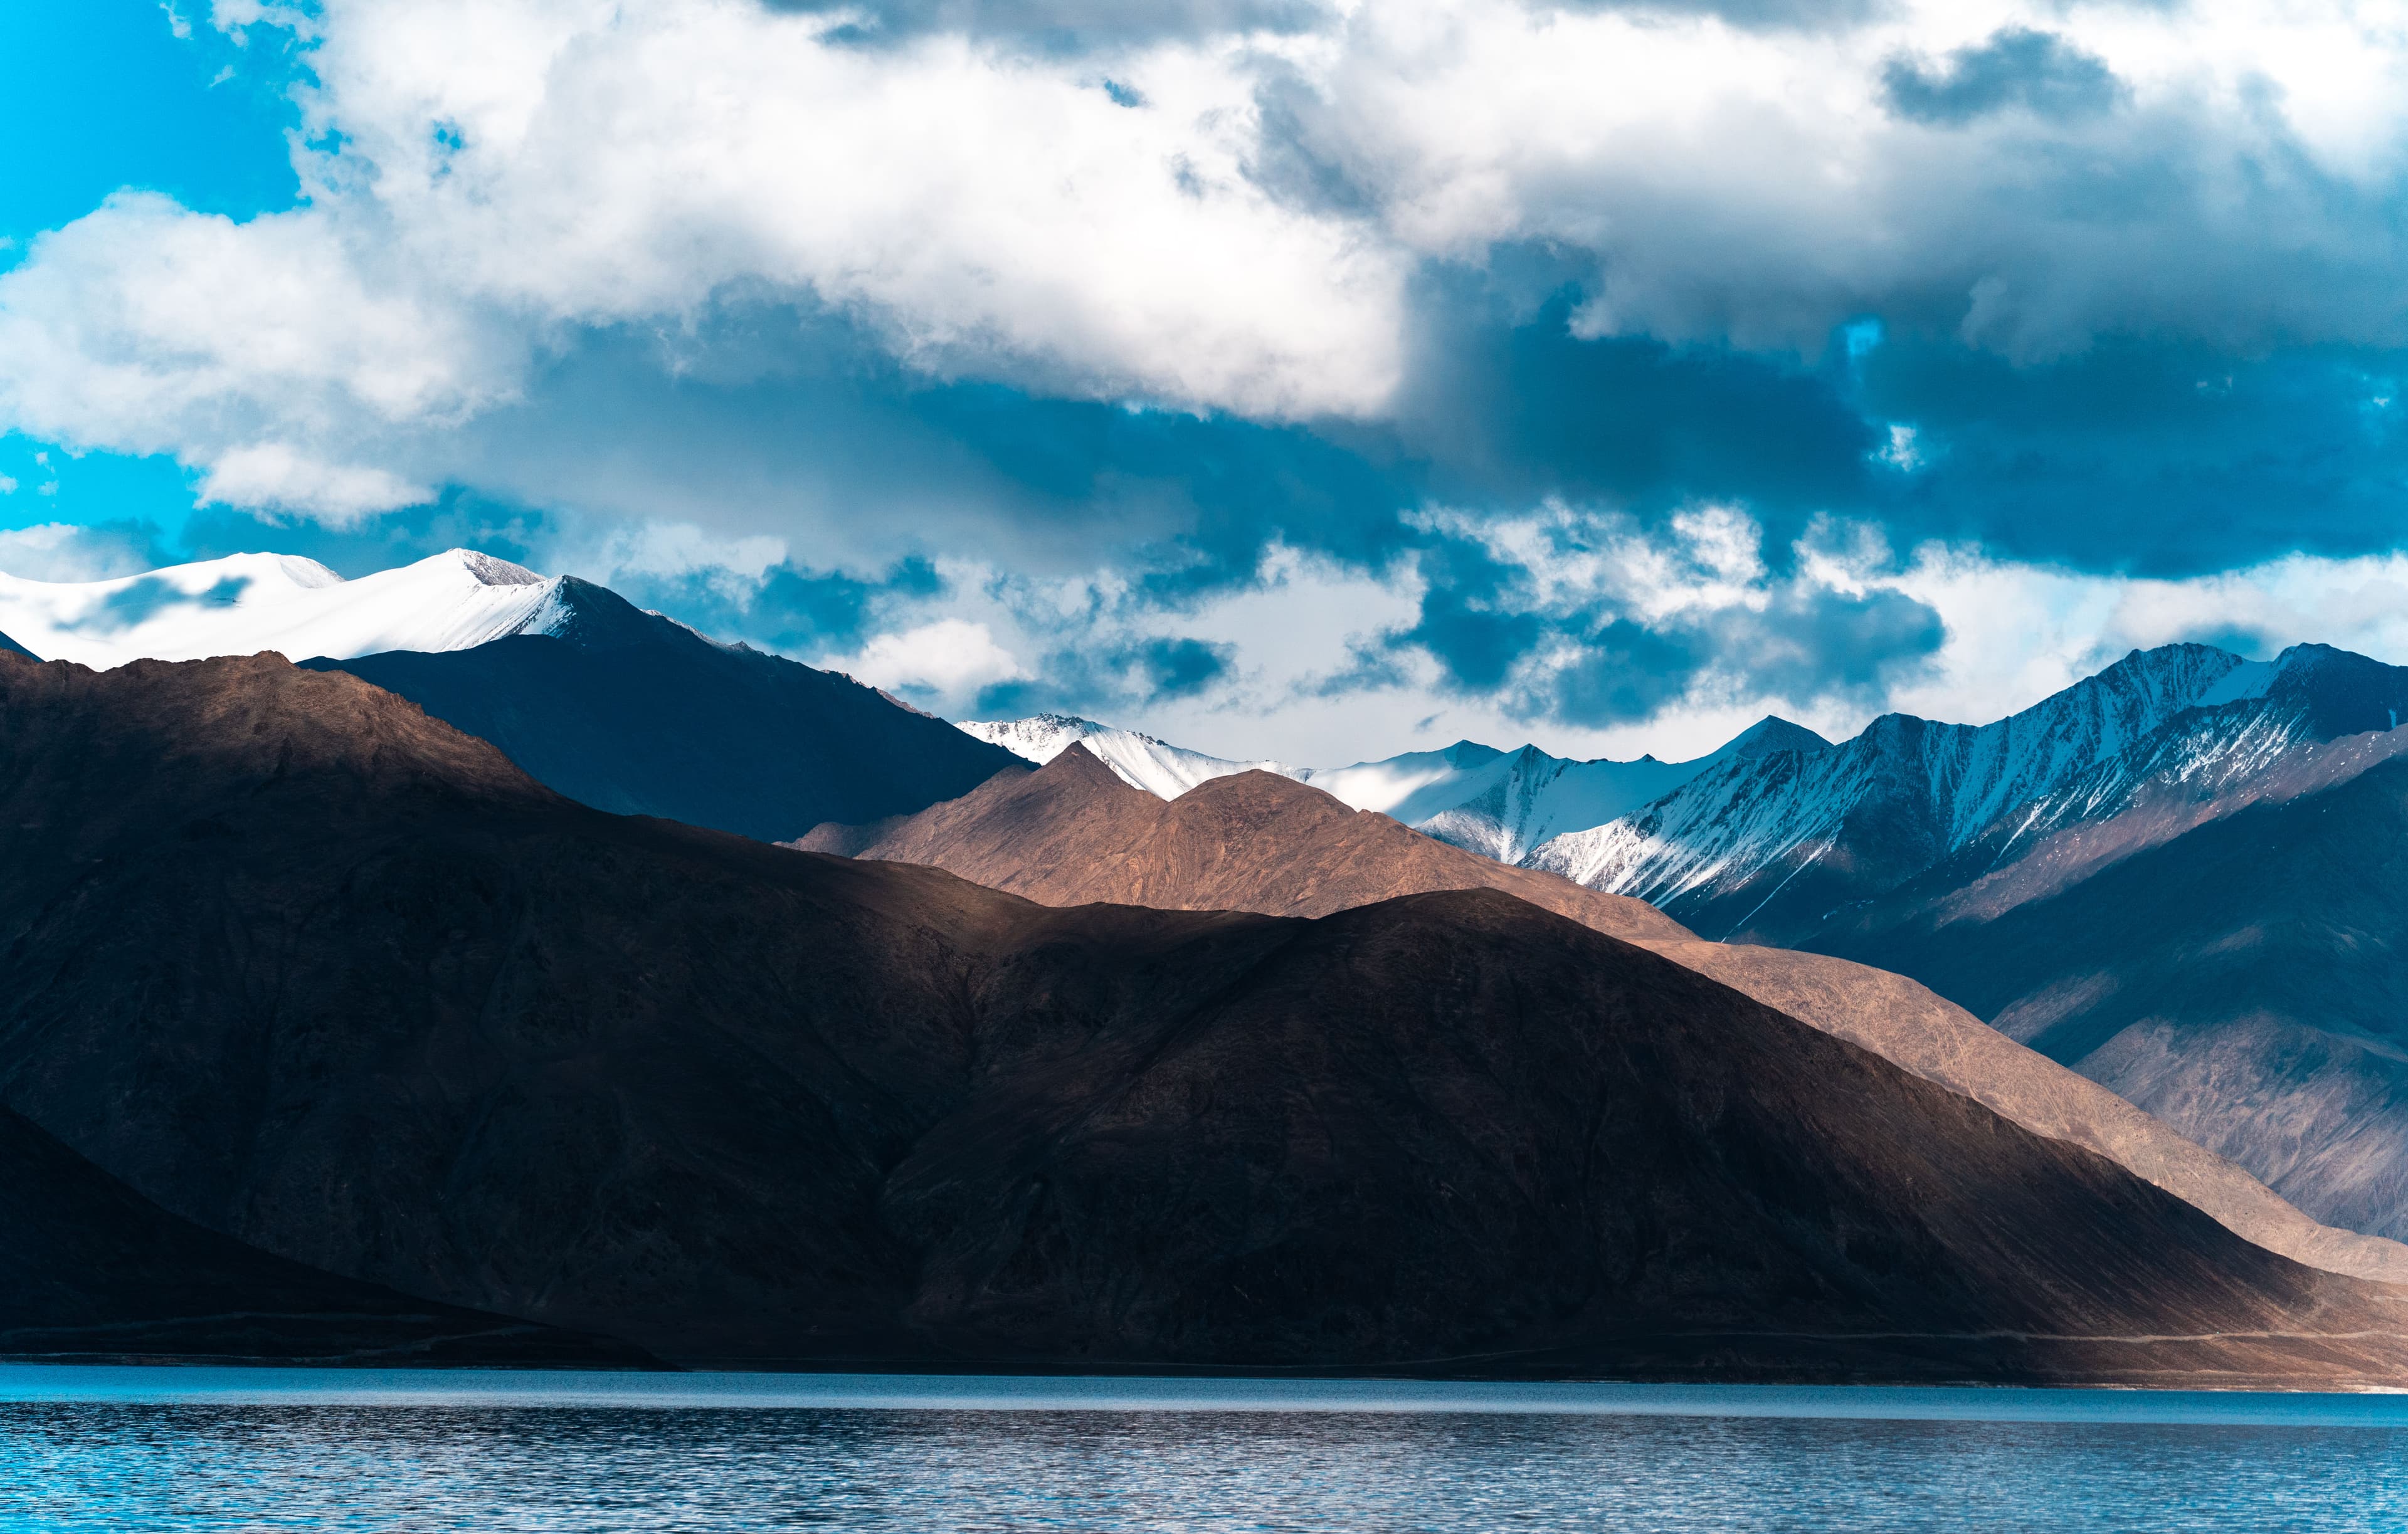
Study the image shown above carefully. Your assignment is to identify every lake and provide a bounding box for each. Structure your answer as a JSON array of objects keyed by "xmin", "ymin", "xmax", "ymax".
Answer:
[{"xmin": 0, "ymin": 1368, "xmax": 2401, "ymax": 1531}]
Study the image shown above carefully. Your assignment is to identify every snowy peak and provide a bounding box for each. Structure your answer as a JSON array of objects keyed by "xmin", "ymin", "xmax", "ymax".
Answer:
[
  {"xmin": 0, "ymin": 548, "xmax": 564, "ymax": 669},
  {"xmin": 957, "ymin": 713, "xmax": 1306, "ymax": 801},
  {"xmin": 456, "ymin": 550, "xmax": 547, "ymax": 587},
  {"xmin": 956, "ymin": 713, "xmax": 1116, "ymax": 763},
  {"xmin": 1726, "ymin": 715, "xmax": 1831, "ymax": 758},
  {"xmin": 517, "ymin": 574, "xmax": 701, "ymax": 654},
  {"xmin": 958, "ymin": 712, "xmax": 1810, "ymax": 864},
  {"xmin": 1523, "ymin": 639, "xmax": 2408, "ymax": 942}
]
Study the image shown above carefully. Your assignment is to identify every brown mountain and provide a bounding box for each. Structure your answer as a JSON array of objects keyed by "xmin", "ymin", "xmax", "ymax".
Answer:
[
  {"xmin": 6, "ymin": 651, "xmax": 2408, "ymax": 1385},
  {"xmin": 0, "ymin": 1103, "xmax": 648, "ymax": 1366},
  {"xmin": 797, "ymin": 743, "xmax": 1694, "ymax": 945},
  {"xmin": 801, "ymin": 746, "xmax": 2408, "ymax": 1286}
]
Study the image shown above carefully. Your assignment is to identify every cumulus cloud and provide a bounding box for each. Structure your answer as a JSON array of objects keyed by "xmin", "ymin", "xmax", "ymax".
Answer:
[
  {"xmin": 9, "ymin": 0, "xmax": 2408, "ymax": 535},
  {"xmin": 843, "ymin": 616, "xmax": 1029, "ymax": 695},
  {"xmin": 1385, "ymin": 502, "xmax": 1945, "ymax": 728}
]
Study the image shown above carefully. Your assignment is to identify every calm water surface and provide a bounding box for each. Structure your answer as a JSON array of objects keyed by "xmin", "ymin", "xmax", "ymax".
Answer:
[{"xmin": 1, "ymin": 1368, "xmax": 2402, "ymax": 1531}]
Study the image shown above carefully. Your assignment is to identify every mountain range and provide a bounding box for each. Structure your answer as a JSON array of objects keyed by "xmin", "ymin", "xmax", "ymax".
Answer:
[
  {"xmin": 16, "ymin": 545, "xmax": 2408, "ymax": 1377},
  {"xmin": 799, "ymin": 745, "xmax": 2408, "ymax": 1286},
  {"xmin": 991, "ymin": 641, "xmax": 2408, "ymax": 1247},
  {"xmin": 960, "ymin": 712, "xmax": 1829, "ymax": 864},
  {"xmin": 1504, "ymin": 643, "xmax": 2408, "ymax": 1243},
  {"xmin": 8, "ymin": 647, "xmax": 2408, "ymax": 1383}
]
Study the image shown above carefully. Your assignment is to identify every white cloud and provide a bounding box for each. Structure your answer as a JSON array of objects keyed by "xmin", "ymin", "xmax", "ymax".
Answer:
[
  {"xmin": 0, "ymin": 522, "xmax": 158, "ymax": 582},
  {"xmin": 6, "ymin": 0, "xmax": 2408, "ymax": 526},
  {"xmin": 196, "ymin": 444, "xmax": 433, "ymax": 522},
  {"xmin": 0, "ymin": 475, "xmax": 15, "ymax": 495},
  {"xmin": 0, "ymin": 0, "xmax": 1406, "ymax": 524},
  {"xmin": 842, "ymin": 617, "xmax": 1028, "ymax": 696}
]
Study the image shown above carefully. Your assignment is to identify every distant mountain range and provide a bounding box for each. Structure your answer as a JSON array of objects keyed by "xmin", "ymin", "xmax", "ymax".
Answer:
[
  {"xmin": 9, "ymin": 648, "xmax": 2407, "ymax": 1383},
  {"xmin": 959, "ymin": 712, "xmax": 1829, "ymax": 864}
]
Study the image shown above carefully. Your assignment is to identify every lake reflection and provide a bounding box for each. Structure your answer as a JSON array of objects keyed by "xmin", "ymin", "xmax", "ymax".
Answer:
[{"xmin": 0, "ymin": 1371, "xmax": 2401, "ymax": 1531}]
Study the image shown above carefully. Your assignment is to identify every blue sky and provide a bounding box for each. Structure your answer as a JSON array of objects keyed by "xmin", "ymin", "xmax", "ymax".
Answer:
[{"xmin": 8, "ymin": 1, "xmax": 2408, "ymax": 762}]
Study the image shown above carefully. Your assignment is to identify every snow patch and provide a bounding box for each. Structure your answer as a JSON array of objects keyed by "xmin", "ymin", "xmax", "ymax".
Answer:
[{"xmin": 0, "ymin": 548, "xmax": 562, "ymax": 668}]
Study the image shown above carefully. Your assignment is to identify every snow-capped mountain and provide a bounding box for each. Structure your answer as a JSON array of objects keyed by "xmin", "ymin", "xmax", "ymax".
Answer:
[
  {"xmin": 956, "ymin": 713, "xmax": 1309, "ymax": 800},
  {"xmin": 960, "ymin": 712, "xmax": 1830, "ymax": 861},
  {"xmin": 0, "ymin": 549, "xmax": 568, "ymax": 668},
  {"xmin": 1526, "ymin": 643, "xmax": 2408, "ymax": 943},
  {"xmin": 1393, "ymin": 718, "xmax": 1829, "ymax": 864}
]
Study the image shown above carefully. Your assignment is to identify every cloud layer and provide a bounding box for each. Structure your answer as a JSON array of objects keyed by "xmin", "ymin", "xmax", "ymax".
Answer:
[{"xmin": 8, "ymin": 0, "xmax": 2408, "ymax": 758}]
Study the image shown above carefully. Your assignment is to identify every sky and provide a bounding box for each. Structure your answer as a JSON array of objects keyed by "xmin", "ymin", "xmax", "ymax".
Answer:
[{"xmin": 8, "ymin": 0, "xmax": 2408, "ymax": 765}]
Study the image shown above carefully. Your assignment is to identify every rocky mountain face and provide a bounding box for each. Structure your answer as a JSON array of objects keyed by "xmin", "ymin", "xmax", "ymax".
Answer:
[
  {"xmin": 0, "ymin": 1102, "xmax": 647, "ymax": 1367},
  {"xmin": 7, "ymin": 651, "xmax": 2408, "ymax": 1384},
  {"xmin": 802, "ymin": 744, "xmax": 2408, "ymax": 1286},
  {"xmin": 1522, "ymin": 641, "xmax": 2408, "ymax": 1242},
  {"xmin": 309, "ymin": 577, "xmax": 1025, "ymax": 842}
]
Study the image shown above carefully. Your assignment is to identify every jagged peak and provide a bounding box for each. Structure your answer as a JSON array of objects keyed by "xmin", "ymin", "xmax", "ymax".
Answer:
[
  {"xmin": 1032, "ymin": 738, "xmax": 1144, "ymax": 791},
  {"xmin": 1725, "ymin": 715, "xmax": 1831, "ymax": 758},
  {"xmin": 445, "ymin": 549, "xmax": 546, "ymax": 587}
]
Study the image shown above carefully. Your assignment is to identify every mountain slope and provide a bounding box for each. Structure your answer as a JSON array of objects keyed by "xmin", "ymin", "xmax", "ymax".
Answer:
[
  {"xmin": 307, "ymin": 577, "xmax": 1024, "ymax": 842},
  {"xmin": 801, "ymin": 745, "xmax": 2408, "ymax": 1286},
  {"xmin": 1517, "ymin": 639, "xmax": 2408, "ymax": 1244},
  {"xmin": 1824, "ymin": 751, "xmax": 2408, "ymax": 1243},
  {"xmin": 0, "ymin": 549, "xmax": 564, "ymax": 667},
  {"xmin": 5, "ymin": 652, "xmax": 2406, "ymax": 1382},
  {"xmin": 0, "ymin": 1103, "xmax": 645, "ymax": 1366}
]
